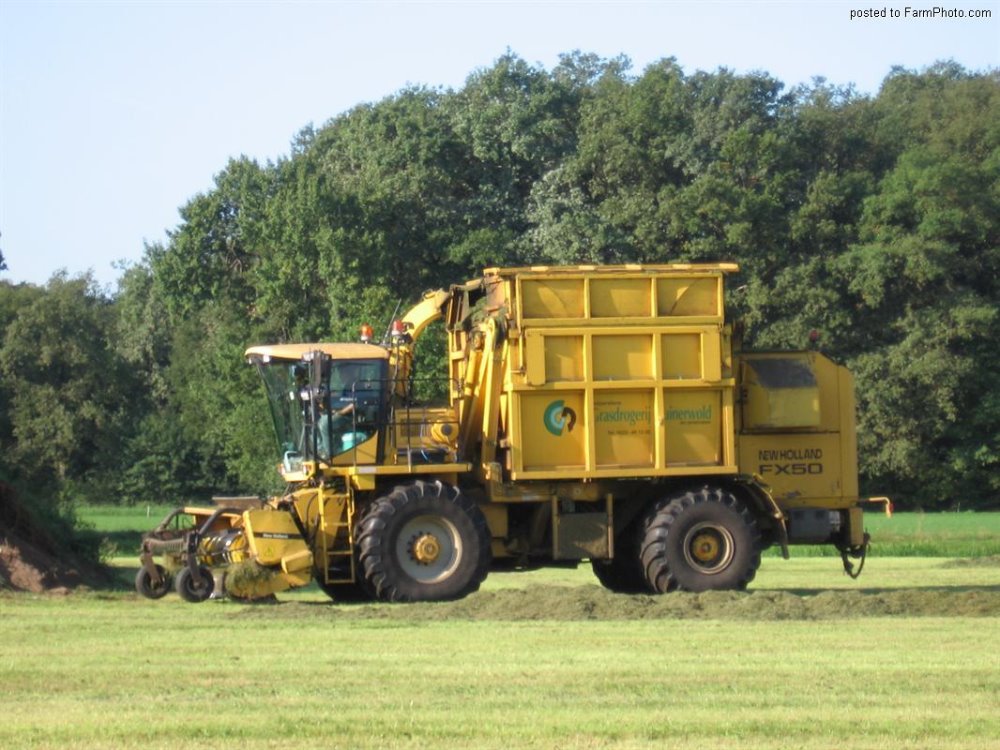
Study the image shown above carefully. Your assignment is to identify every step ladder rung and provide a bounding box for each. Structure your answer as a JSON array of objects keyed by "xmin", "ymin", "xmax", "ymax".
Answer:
[{"xmin": 317, "ymin": 490, "xmax": 356, "ymax": 587}]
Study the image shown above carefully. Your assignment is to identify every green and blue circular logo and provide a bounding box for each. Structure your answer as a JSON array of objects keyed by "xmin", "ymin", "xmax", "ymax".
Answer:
[{"xmin": 544, "ymin": 400, "xmax": 577, "ymax": 436}]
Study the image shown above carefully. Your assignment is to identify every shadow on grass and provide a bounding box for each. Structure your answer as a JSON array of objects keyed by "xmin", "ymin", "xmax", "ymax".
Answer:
[{"xmin": 79, "ymin": 529, "xmax": 144, "ymax": 554}]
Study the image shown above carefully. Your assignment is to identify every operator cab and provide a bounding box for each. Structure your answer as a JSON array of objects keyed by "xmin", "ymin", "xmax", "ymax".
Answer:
[{"xmin": 246, "ymin": 343, "xmax": 390, "ymax": 476}]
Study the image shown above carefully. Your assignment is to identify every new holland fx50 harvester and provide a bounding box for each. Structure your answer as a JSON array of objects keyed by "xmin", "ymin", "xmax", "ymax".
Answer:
[{"xmin": 137, "ymin": 264, "xmax": 888, "ymax": 603}]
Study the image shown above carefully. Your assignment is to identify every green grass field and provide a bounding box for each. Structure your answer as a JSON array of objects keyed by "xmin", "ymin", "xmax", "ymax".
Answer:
[{"xmin": 2, "ymin": 507, "xmax": 998, "ymax": 749}]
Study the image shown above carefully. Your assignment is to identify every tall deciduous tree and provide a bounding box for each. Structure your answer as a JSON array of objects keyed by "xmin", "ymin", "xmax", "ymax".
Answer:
[
  {"xmin": 833, "ymin": 74, "xmax": 1000, "ymax": 506},
  {"xmin": 0, "ymin": 274, "xmax": 135, "ymax": 502}
]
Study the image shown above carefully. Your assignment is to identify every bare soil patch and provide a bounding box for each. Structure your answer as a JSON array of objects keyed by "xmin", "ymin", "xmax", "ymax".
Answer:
[
  {"xmin": 0, "ymin": 482, "xmax": 103, "ymax": 593},
  {"xmin": 0, "ymin": 535, "xmax": 79, "ymax": 594}
]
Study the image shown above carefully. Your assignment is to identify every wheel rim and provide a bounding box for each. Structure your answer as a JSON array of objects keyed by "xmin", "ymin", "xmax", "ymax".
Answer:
[
  {"xmin": 148, "ymin": 572, "xmax": 169, "ymax": 596},
  {"xmin": 138, "ymin": 566, "xmax": 169, "ymax": 597},
  {"xmin": 182, "ymin": 568, "xmax": 212, "ymax": 598},
  {"xmin": 190, "ymin": 570, "xmax": 209, "ymax": 591},
  {"xmin": 395, "ymin": 514, "xmax": 462, "ymax": 584},
  {"xmin": 682, "ymin": 522, "xmax": 735, "ymax": 574}
]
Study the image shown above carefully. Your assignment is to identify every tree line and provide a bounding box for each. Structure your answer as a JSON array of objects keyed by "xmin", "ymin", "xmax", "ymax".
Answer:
[{"xmin": 1, "ymin": 54, "xmax": 997, "ymax": 538}]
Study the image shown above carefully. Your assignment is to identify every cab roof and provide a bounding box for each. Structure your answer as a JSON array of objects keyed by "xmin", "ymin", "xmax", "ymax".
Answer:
[{"xmin": 245, "ymin": 342, "xmax": 389, "ymax": 362}]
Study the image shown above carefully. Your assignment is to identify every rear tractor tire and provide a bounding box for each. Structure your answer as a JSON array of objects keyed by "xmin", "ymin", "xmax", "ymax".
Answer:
[
  {"xmin": 356, "ymin": 480, "xmax": 491, "ymax": 603},
  {"xmin": 640, "ymin": 487, "xmax": 761, "ymax": 593},
  {"xmin": 175, "ymin": 565, "xmax": 215, "ymax": 603}
]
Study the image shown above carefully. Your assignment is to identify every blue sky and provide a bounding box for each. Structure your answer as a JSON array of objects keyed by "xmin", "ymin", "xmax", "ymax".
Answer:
[{"xmin": 1, "ymin": 1, "xmax": 997, "ymax": 289}]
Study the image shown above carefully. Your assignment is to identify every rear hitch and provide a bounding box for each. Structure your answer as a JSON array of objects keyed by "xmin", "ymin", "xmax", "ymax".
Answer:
[{"xmin": 838, "ymin": 532, "xmax": 870, "ymax": 579}]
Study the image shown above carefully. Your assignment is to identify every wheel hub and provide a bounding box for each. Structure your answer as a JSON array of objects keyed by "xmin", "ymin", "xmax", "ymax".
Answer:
[
  {"xmin": 411, "ymin": 533, "xmax": 442, "ymax": 565},
  {"xmin": 691, "ymin": 532, "xmax": 720, "ymax": 563},
  {"xmin": 395, "ymin": 513, "xmax": 463, "ymax": 584},
  {"xmin": 682, "ymin": 523, "xmax": 735, "ymax": 574}
]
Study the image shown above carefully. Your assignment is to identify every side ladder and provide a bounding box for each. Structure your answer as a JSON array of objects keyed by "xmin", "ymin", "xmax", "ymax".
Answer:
[{"xmin": 317, "ymin": 488, "xmax": 356, "ymax": 585}]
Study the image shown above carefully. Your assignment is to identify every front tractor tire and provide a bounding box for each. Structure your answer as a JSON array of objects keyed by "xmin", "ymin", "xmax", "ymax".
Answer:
[
  {"xmin": 640, "ymin": 487, "xmax": 761, "ymax": 593},
  {"xmin": 356, "ymin": 480, "xmax": 491, "ymax": 603}
]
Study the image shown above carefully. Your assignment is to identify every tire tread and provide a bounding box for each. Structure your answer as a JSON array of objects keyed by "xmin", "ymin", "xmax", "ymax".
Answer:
[
  {"xmin": 356, "ymin": 480, "xmax": 490, "ymax": 602},
  {"xmin": 639, "ymin": 487, "xmax": 761, "ymax": 593}
]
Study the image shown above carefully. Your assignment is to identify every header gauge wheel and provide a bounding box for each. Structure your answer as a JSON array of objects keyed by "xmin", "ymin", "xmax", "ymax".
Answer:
[
  {"xmin": 175, "ymin": 565, "xmax": 214, "ymax": 603},
  {"xmin": 135, "ymin": 564, "xmax": 171, "ymax": 599}
]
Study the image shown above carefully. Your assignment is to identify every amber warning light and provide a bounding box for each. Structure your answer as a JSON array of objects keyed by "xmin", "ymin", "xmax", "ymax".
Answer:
[{"xmin": 360, "ymin": 324, "xmax": 373, "ymax": 343}]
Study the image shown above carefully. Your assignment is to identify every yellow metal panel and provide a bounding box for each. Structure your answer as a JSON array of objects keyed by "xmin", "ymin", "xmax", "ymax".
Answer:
[
  {"xmin": 520, "ymin": 278, "xmax": 584, "ymax": 319},
  {"xmin": 721, "ymin": 387, "xmax": 736, "ymax": 469},
  {"xmin": 350, "ymin": 464, "xmax": 472, "ymax": 477},
  {"xmin": 734, "ymin": 352, "xmax": 859, "ymax": 508},
  {"xmin": 509, "ymin": 464, "xmax": 737, "ymax": 481},
  {"xmin": 243, "ymin": 509, "xmax": 308, "ymax": 566},
  {"xmin": 590, "ymin": 278, "xmax": 651, "ymax": 318},
  {"xmin": 280, "ymin": 548, "xmax": 314, "ymax": 575},
  {"xmin": 838, "ymin": 365, "xmax": 859, "ymax": 501},
  {"xmin": 738, "ymin": 433, "xmax": 847, "ymax": 507},
  {"xmin": 497, "ymin": 266, "xmax": 742, "ymax": 482},
  {"xmin": 350, "ymin": 473, "xmax": 376, "ymax": 490},
  {"xmin": 661, "ymin": 333, "xmax": 702, "ymax": 379},
  {"xmin": 656, "ymin": 276, "xmax": 721, "ymax": 317},
  {"xmin": 593, "ymin": 390, "xmax": 655, "ymax": 468},
  {"xmin": 524, "ymin": 330, "xmax": 546, "ymax": 385},
  {"xmin": 479, "ymin": 502, "xmax": 508, "ymax": 538},
  {"xmin": 664, "ymin": 390, "xmax": 723, "ymax": 466},
  {"xmin": 584, "ymin": 388, "xmax": 596, "ymax": 471},
  {"xmin": 516, "ymin": 391, "xmax": 586, "ymax": 470},
  {"xmin": 593, "ymin": 334, "xmax": 653, "ymax": 380},
  {"xmin": 702, "ymin": 332, "xmax": 722, "ymax": 381},
  {"xmin": 544, "ymin": 335, "xmax": 584, "ymax": 382},
  {"xmin": 488, "ymin": 263, "xmax": 739, "ymax": 277}
]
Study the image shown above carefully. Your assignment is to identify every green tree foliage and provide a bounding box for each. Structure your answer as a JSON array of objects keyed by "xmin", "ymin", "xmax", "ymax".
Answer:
[
  {"xmin": 2, "ymin": 56, "xmax": 995, "ymax": 513},
  {"xmin": 0, "ymin": 274, "xmax": 135, "ymax": 494},
  {"xmin": 152, "ymin": 157, "xmax": 271, "ymax": 319},
  {"xmin": 831, "ymin": 67, "xmax": 1000, "ymax": 507},
  {"xmin": 0, "ymin": 275, "xmax": 133, "ymax": 565}
]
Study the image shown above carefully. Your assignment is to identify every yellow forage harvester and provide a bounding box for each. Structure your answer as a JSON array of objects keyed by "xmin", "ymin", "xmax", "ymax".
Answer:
[{"xmin": 137, "ymin": 264, "xmax": 890, "ymax": 603}]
